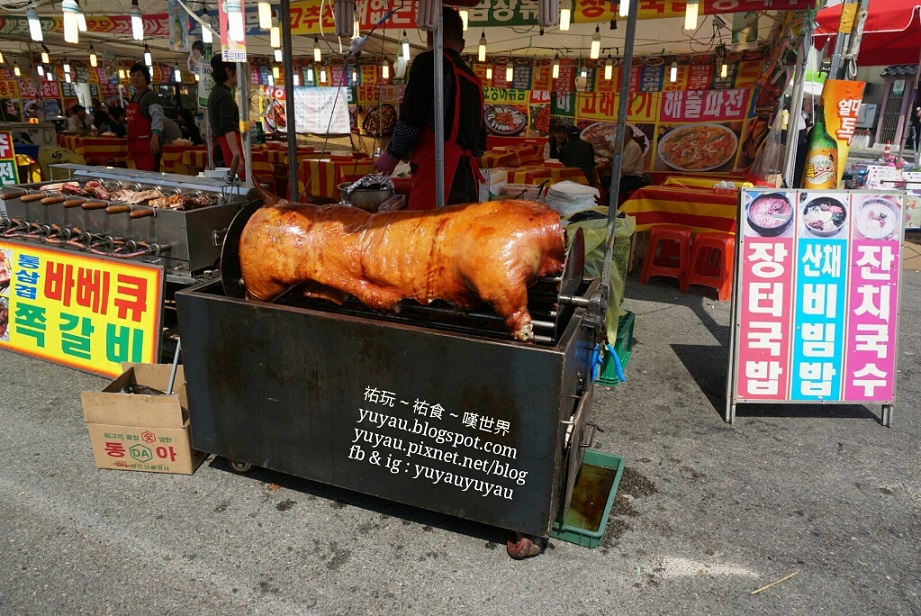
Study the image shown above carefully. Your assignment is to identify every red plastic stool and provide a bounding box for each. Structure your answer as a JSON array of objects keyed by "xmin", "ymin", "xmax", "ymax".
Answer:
[
  {"xmin": 639, "ymin": 225, "xmax": 691, "ymax": 285},
  {"xmin": 681, "ymin": 232, "xmax": 736, "ymax": 301}
]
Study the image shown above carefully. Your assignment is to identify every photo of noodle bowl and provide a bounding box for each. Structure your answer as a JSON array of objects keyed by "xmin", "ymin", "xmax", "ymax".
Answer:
[
  {"xmin": 854, "ymin": 197, "xmax": 900, "ymax": 240},
  {"xmin": 657, "ymin": 123, "xmax": 738, "ymax": 171},
  {"xmin": 579, "ymin": 122, "xmax": 649, "ymax": 160}
]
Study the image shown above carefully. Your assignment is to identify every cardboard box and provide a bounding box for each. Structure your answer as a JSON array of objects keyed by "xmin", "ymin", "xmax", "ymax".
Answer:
[
  {"xmin": 904, "ymin": 231, "xmax": 921, "ymax": 272},
  {"xmin": 81, "ymin": 363, "xmax": 206, "ymax": 474}
]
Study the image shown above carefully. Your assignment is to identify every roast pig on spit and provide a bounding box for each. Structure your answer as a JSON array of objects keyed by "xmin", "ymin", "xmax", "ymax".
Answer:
[{"xmin": 239, "ymin": 187, "xmax": 566, "ymax": 341}]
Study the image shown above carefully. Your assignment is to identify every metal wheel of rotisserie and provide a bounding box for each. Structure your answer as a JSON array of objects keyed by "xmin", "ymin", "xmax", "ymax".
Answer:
[
  {"xmin": 228, "ymin": 459, "xmax": 255, "ymax": 473},
  {"xmin": 506, "ymin": 532, "xmax": 542, "ymax": 560},
  {"xmin": 554, "ymin": 227, "xmax": 585, "ymax": 335},
  {"xmin": 221, "ymin": 199, "xmax": 266, "ymax": 298}
]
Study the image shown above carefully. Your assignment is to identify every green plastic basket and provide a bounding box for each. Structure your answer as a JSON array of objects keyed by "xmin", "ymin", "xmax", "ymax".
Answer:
[
  {"xmin": 551, "ymin": 449, "xmax": 626, "ymax": 548},
  {"xmin": 597, "ymin": 311, "xmax": 634, "ymax": 387}
]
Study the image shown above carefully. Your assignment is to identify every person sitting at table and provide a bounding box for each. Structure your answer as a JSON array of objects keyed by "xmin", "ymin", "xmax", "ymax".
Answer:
[
  {"xmin": 97, "ymin": 107, "xmax": 127, "ymax": 138},
  {"xmin": 67, "ymin": 105, "xmax": 94, "ymax": 136},
  {"xmin": 91, "ymin": 100, "xmax": 112, "ymax": 133},
  {"xmin": 177, "ymin": 109, "xmax": 203, "ymax": 145},
  {"xmin": 543, "ymin": 125, "xmax": 568, "ymax": 161},
  {"xmin": 559, "ymin": 126, "xmax": 595, "ymax": 184},
  {"xmin": 160, "ymin": 117, "xmax": 184, "ymax": 145},
  {"xmin": 618, "ymin": 130, "xmax": 651, "ymax": 195}
]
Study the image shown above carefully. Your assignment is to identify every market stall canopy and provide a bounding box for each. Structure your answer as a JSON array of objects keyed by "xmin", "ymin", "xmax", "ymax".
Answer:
[
  {"xmin": 815, "ymin": 0, "xmax": 921, "ymax": 66},
  {"xmin": 0, "ymin": 0, "xmax": 814, "ymax": 69}
]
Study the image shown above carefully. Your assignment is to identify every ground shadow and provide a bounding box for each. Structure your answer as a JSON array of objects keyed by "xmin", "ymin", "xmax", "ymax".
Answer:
[
  {"xmin": 671, "ymin": 343, "xmax": 729, "ymax": 416},
  {"xmin": 205, "ymin": 456, "xmax": 512, "ymax": 546},
  {"xmin": 623, "ymin": 274, "xmax": 730, "ymax": 346}
]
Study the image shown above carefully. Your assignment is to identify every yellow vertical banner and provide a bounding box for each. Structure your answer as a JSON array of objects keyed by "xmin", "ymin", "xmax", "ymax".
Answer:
[{"xmin": 823, "ymin": 79, "xmax": 867, "ymax": 187}]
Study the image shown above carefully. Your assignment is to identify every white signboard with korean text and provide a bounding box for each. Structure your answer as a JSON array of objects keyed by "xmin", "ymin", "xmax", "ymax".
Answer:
[
  {"xmin": 726, "ymin": 189, "xmax": 904, "ymax": 426},
  {"xmin": 291, "ymin": 87, "xmax": 350, "ymax": 134}
]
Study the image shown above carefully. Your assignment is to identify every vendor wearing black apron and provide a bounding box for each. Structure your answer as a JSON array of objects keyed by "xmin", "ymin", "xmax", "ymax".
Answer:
[
  {"xmin": 127, "ymin": 63, "xmax": 165, "ymax": 171},
  {"xmin": 374, "ymin": 6, "xmax": 485, "ymax": 208},
  {"xmin": 207, "ymin": 56, "xmax": 245, "ymax": 181}
]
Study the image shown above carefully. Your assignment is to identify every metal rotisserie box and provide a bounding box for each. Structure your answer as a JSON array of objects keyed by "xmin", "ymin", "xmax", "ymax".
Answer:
[{"xmin": 176, "ymin": 279, "xmax": 599, "ymax": 537}]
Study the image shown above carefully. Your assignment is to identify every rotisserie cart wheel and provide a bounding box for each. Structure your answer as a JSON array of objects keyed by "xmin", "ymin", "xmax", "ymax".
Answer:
[
  {"xmin": 228, "ymin": 459, "xmax": 255, "ymax": 473},
  {"xmin": 506, "ymin": 532, "xmax": 542, "ymax": 560},
  {"xmin": 221, "ymin": 198, "xmax": 267, "ymax": 299}
]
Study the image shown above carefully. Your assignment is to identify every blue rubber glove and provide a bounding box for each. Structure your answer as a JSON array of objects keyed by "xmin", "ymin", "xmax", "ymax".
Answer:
[{"xmin": 373, "ymin": 150, "xmax": 399, "ymax": 175}]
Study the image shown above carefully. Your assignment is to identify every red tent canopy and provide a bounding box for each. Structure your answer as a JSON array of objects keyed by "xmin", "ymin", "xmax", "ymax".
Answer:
[{"xmin": 815, "ymin": 0, "xmax": 921, "ymax": 66}]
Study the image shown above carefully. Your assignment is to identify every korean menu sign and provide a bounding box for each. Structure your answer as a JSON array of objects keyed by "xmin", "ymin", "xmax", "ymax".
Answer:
[
  {"xmin": 0, "ymin": 241, "xmax": 163, "ymax": 377},
  {"xmin": 727, "ymin": 189, "xmax": 903, "ymax": 424},
  {"xmin": 0, "ymin": 131, "xmax": 19, "ymax": 187}
]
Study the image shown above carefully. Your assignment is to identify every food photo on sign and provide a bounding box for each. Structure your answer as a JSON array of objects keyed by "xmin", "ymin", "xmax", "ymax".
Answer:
[
  {"xmin": 799, "ymin": 192, "xmax": 849, "ymax": 239},
  {"xmin": 484, "ymin": 104, "xmax": 529, "ymax": 137},
  {"xmin": 576, "ymin": 121, "xmax": 654, "ymax": 164},
  {"xmin": 744, "ymin": 191, "xmax": 795, "ymax": 238},
  {"xmin": 528, "ymin": 103, "xmax": 551, "ymax": 137},
  {"xmin": 852, "ymin": 194, "xmax": 902, "ymax": 242},
  {"xmin": 654, "ymin": 122, "xmax": 742, "ymax": 172}
]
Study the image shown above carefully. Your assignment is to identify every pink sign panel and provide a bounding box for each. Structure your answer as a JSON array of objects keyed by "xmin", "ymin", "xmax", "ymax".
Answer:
[{"xmin": 735, "ymin": 237, "xmax": 796, "ymax": 400}]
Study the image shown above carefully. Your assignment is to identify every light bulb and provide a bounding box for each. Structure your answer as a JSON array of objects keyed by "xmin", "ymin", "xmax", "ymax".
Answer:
[
  {"xmin": 401, "ymin": 31, "xmax": 410, "ymax": 61},
  {"xmin": 130, "ymin": 0, "xmax": 144, "ymax": 41},
  {"xmin": 201, "ymin": 9, "xmax": 213, "ymax": 44},
  {"xmin": 195, "ymin": 73, "xmax": 200, "ymax": 82},
  {"xmin": 62, "ymin": 0, "xmax": 80, "ymax": 43},
  {"xmin": 552, "ymin": 54, "xmax": 560, "ymax": 79},
  {"xmin": 604, "ymin": 55, "xmax": 613, "ymax": 80},
  {"xmin": 460, "ymin": 9, "xmax": 468, "ymax": 31},
  {"xmin": 580, "ymin": 66, "xmax": 587, "ymax": 79},
  {"xmin": 65, "ymin": 72, "xmax": 72, "ymax": 83},
  {"xmin": 0, "ymin": 51, "xmax": 4, "ymax": 64},
  {"xmin": 381, "ymin": 59, "xmax": 389, "ymax": 80},
  {"xmin": 64, "ymin": 62, "xmax": 70, "ymax": 72},
  {"xmin": 227, "ymin": 0, "xmax": 245, "ymax": 42},
  {"xmin": 48, "ymin": 69, "xmax": 55, "ymax": 81},
  {"xmin": 37, "ymin": 65, "xmax": 44, "ymax": 78},
  {"xmin": 267, "ymin": 74, "xmax": 274, "ymax": 86},
  {"xmin": 258, "ymin": 2, "xmax": 273, "ymax": 29},
  {"xmin": 314, "ymin": 37, "xmax": 322, "ymax": 63},
  {"xmin": 271, "ymin": 25, "xmax": 280, "ymax": 48},
  {"xmin": 590, "ymin": 26, "xmax": 601, "ymax": 59},
  {"xmin": 174, "ymin": 65, "xmax": 181, "ymax": 81},
  {"xmin": 620, "ymin": 0, "xmax": 629, "ymax": 17},
  {"xmin": 273, "ymin": 65, "xmax": 280, "ymax": 80},
  {"xmin": 119, "ymin": 68, "xmax": 126, "ymax": 79},
  {"xmin": 352, "ymin": 19, "xmax": 360, "ymax": 40},
  {"xmin": 274, "ymin": 49, "xmax": 283, "ymax": 62},
  {"xmin": 320, "ymin": 66, "xmax": 327, "ymax": 82},
  {"xmin": 293, "ymin": 73, "xmax": 300, "ymax": 86},
  {"xmin": 307, "ymin": 66, "xmax": 315, "ymax": 83},
  {"xmin": 351, "ymin": 67, "xmax": 358, "ymax": 82},
  {"xmin": 144, "ymin": 44, "xmax": 152, "ymax": 67},
  {"xmin": 41, "ymin": 46, "xmax": 50, "ymax": 64},
  {"xmin": 505, "ymin": 63, "xmax": 514, "ymax": 82},
  {"xmin": 77, "ymin": 10, "xmax": 87, "ymax": 32},
  {"xmin": 89, "ymin": 46, "xmax": 98, "ymax": 68},
  {"xmin": 721, "ymin": 63, "xmax": 728, "ymax": 79},
  {"xmin": 486, "ymin": 65, "xmax": 493, "ymax": 80},
  {"xmin": 478, "ymin": 32, "xmax": 486, "ymax": 63},
  {"xmin": 560, "ymin": 5, "xmax": 571, "ymax": 31},
  {"xmin": 684, "ymin": 0, "xmax": 699, "ymax": 31},
  {"xmin": 27, "ymin": 8, "xmax": 43, "ymax": 42},
  {"xmin": 670, "ymin": 61, "xmax": 678, "ymax": 82},
  {"xmin": 14, "ymin": 63, "xmax": 21, "ymax": 77}
]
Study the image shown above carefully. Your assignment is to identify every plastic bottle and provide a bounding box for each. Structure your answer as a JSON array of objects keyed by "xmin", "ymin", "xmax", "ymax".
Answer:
[{"xmin": 883, "ymin": 141, "xmax": 891, "ymax": 158}]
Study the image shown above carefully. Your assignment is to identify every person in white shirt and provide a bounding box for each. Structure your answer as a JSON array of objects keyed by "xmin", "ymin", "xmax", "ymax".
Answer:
[
  {"xmin": 618, "ymin": 131, "xmax": 649, "ymax": 194},
  {"xmin": 67, "ymin": 105, "xmax": 93, "ymax": 135}
]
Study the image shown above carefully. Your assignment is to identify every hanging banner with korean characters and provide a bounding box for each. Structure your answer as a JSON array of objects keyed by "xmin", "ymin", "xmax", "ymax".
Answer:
[
  {"xmin": 0, "ymin": 241, "xmax": 163, "ymax": 378},
  {"xmin": 727, "ymin": 188, "xmax": 904, "ymax": 426},
  {"xmin": 0, "ymin": 132, "xmax": 20, "ymax": 187}
]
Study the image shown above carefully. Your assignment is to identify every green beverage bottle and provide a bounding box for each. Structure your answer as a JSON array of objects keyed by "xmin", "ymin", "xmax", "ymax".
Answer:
[{"xmin": 802, "ymin": 102, "xmax": 838, "ymax": 189}]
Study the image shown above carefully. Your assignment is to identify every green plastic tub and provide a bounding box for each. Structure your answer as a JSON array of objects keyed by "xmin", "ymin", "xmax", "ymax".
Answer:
[
  {"xmin": 597, "ymin": 311, "xmax": 634, "ymax": 387},
  {"xmin": 551, "ymin": 449, "xmax": 626, "ymax": 548}
]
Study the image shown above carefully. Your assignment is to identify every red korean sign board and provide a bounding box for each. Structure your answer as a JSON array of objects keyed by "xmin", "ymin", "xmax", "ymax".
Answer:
[
  {"xmin": 0, "ymin": 241, "xmax": 163, "ymax": 378},
  {"xmin": 727, "ymin": 189, "xmax": 904, "ymax": 426}
]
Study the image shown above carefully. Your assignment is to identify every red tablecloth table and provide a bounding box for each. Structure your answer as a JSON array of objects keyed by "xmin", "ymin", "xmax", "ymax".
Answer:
[
  {"xmin": 619, "ymin": 185, "xmax": 738, "ymax": 234},
  {"xmin": 508, "ymin": 165, "xmax": 588, "ymax": 186},
  {"xmin": 56, "ymin": 135, "xmax": 128, "ymax": 166},
  {"xmin": 297, "ymin": 157, "xmax": 375, "ymax": 201}
]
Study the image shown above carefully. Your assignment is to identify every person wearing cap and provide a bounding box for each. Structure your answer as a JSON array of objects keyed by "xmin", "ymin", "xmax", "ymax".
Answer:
[
  {"xmin": 127, "ymin": 63, "xmax": 166, "ymax": 171},
  {"xmin": 373, "ymin": 6, "xmax": 485, "ymax": 207},
  {"xmin": 207, "ymin": 55, "xmax": 244, "ymax": 181},
  {"xmin": 67, "ymin": 105, "xmax": 93, "ymax": 135}
]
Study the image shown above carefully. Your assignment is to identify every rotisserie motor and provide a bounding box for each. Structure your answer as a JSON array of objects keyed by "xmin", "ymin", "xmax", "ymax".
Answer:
[{"xmin": 239, "ymin": 189, "xmax": 566, "ymax": 341}]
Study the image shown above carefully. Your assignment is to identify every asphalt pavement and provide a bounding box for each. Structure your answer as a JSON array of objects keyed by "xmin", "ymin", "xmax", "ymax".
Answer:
[{"xmin": 1, "ymin": 269, "xmax": 919, "ymax": 616}]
